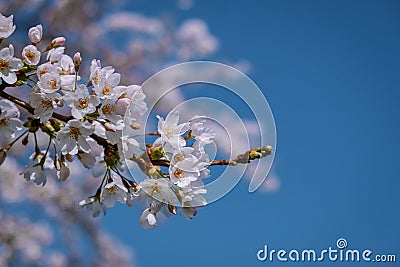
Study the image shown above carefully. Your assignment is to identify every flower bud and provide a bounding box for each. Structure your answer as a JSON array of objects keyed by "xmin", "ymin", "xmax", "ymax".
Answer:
[
  {"xmin": 73, "ymin": 52, "xmax": 82, "ymax": 72},
  {"xmin": 249, "ymin": 150, "xmax": 262, "ymax": 160},
  {"xmin": 51, "ymin": 37, "xmax": 65, "ymax": 48},
  {"xmin": 41, "ymin": 121, "xmax": 55, "ymax": 134},
  {"xmin": 261, "ymin": 145, "xmax": 273, "ymax": 157},
  {"xmin": 23, "ymin": 118, "xmax": 40, "ymax": 133},
  {"xmin": 51, "ymin": 119, "xmax": 63, "ymax": 131},
  {"xmin": 22, "ymin": 134, "xmax": 29, "ymax": 146},
  {"xmin": 28, "ymin": 24, "xmax": 43, "ymax": 44}
]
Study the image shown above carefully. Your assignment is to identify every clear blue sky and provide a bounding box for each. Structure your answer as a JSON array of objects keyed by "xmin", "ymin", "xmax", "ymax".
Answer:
[{"xmin": 101, "ymin": 1, "xmax": 400, "ymax": 266}]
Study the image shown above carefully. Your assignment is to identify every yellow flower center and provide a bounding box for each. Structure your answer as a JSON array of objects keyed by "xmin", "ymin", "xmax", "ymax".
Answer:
[
  {"xmin": 39, "ymin": 67, "xmax": 48, "ymax": 77},
  {"xmin": 93, "ymin": 74, "xmax": 101, "ymax": 85},
  {"xmin": 102, "ymin": 104, "xmax": 113, "ymax": 114},
  {"xmin": 165, "ymin": 127, "xmax": 174, "ymax": 137},
  {"xmin": 78, "ymin": 97, "xmax": 89, "ymax": 109},
  {"xmin": 0, "ymin": 60, "xmax": 9, "ymax": 69},
  {"xmin": 174, "ymin": 169, "xmax": 185, "ymax": 179},
  {"xmin": 41, "ymin": 98, "xmax": 53, "ymax": 108},
  {"xmin": 69, "ymin": 127, "xmax": 80, "ymax": 140},
  {"xmin": 102, "ymin": 84, "xmax": 112, "ymax": 95},
  {"xmin": 106, "ymin": 184, "xmax": 119, "ymax": 195},
  {"xmin": 47, "ymin": 79, "xmax": 58, "ymax": 90},
  {"xmin": 151, "ymin": 183, "xmax": 161, "ymax": 195},
  {"xmin": 25, "ymin": 50, "xmax": 36, "ymax": 61}
]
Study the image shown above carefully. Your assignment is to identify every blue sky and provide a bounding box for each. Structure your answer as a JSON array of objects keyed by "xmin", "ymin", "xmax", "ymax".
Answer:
[{"xmin": 101, "ymin": 1, "xmax": 400, "ymax": 266}]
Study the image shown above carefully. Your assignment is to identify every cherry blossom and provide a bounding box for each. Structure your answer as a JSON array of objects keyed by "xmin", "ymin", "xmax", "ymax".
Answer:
[
  {"xmin": 0, "ymin": 44, "xmax": 23, "ymax": 84},
  {"xmin": 56, "ymin": 119, "xmax": 94, "ymax": 155},
  {"xmin": 22, "ymin": 45, "xmax": 41, "ymax": 65},
  {"xmin": 0, "ymin": 13, "xmax": 15, "ymax": 39},
  {"xmin": 30, "ymin": 92, "xmax": 60, "ymax": 123},
  {"xmin": 64, "ymin": 84, "xmax": 100, "ymax": 119},
  {"xmin": 0, "ymin": 99, "xmax": 22, "ymax": 138}
]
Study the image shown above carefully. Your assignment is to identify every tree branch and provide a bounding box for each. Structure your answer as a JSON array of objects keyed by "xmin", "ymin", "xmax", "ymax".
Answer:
[{"xmin": 138, "ymin": 145, "xmax": 273, "ymax": 171}]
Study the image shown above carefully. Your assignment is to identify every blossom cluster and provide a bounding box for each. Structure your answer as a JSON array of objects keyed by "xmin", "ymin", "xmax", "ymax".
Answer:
[{"xmin": 0, "ymin": 12, "xmax": 217, "ymax": 229}]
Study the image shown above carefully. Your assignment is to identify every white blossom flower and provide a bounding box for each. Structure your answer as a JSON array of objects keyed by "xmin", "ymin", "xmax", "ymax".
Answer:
[
  {"xmin": 0, "ymin": 44, "xmax": 23, "ymax": 84},
  {"xmin": 56, "ymin": 119, "xmax": 94, "ymax": 155},
  {"xmin": 0, "ymin": 13, "xmax": 16, "ymax": 39},
  {"xmin": 139, "ymin": 178, "xmax": 178, "ymax": 204},
  {"xmin": 139, "ymin": 208, "xmax": 157, "ymax": 229},
  {"xmin": 0, "ymin": 99, "xmax": 22, "ymax": 138},
  {"xmin": 79, "ymin": 196, "xmax": 106, "ymax": 217},
  {"xmin": 169, "ymin": 147, "xmax": 200, "ymax": 188},
  {"xmin": 28, "ymin": 24, "xmax": 43, "ymax": 44},
  {"xmin": 47, "ymin": 47, "xmax": 65, "ymax": 63},
  {"xmin": 105, "ymin": 128, "xmax": 123, "ymax": 145},
  {"xmin": 30, "ymin": 92, "xmax": 60, "ymax": 123},
  {"xmin": 37, "ymin": 62, "xmax": 58, "ymax": 77},
  {"xmin": 115, "ymin": 85, "xmax": 147, "ymax": 117},
  {"xmin": 77, "ymin": 138, "xmax": 102, "ymax": 168},
  {"xmin": 181, "ymin": 187, "xmax": 207, "ymax": 207},
  {"xmin": 89, "ymin": 59, "xmax": 116, "ymax": 90},
  {"xmin": 20, "ymin": 152, "xmax": 54, "ymax": 186},
  {"xmin": 22, "ymin": 45, "xmax": 41, "ymax": 65},
  {"xmin": 37, "ymin": 72, "xmax": 61, "ymax": 93},
  {"xmin": 98, "ymin": 97, "xmax": 123, "ymax": 123},
  {"xmin": 118, "ymin": 134, "xmax": 140, "ymax": 160},
  {"xmin": 190, "ymin": 118, "xmax": 215, "ymax": 143},
  {"xmin": 60, "ymin": 74, "xmax": 76, "ymax": 90},
  {"xmin": 59, "ymin": 55, "xmax": 74, "ymax": 74},
  {"xmin": 93, "ymin": 72, "xmax": 121, "ymax": 99},
  {"xmin": 100, "ymin": 173, "xmax": 128, "ymax": 208},
  {"xmin": 155, "ymin": 111, "xmax": 189, "ymax": 155},
  {"xmin": 64, "ymin": 84, "xmax": 100, "ymax": 119}
]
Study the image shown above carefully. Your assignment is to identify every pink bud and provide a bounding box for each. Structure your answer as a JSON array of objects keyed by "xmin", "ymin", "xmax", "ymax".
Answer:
[
  {"xmin": 51, "ymin": 37, "xmax": 65, "ymax": 48},
  {"xmin": 73, "ymin": 52, "xmax": 82, "ymax": 71}
]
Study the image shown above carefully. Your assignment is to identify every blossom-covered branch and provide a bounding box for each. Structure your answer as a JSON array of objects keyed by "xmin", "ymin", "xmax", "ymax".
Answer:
[{"xmin": 0, "ymin": 12, "xmax": 273, "ymax": 230}]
